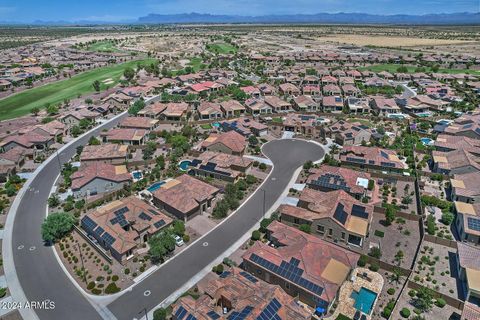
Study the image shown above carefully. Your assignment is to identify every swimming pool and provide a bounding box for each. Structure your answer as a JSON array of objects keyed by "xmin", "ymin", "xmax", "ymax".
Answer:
[
  {"xmin": 416, "ymin": 112, "xmax": 432, "ymax": 118},
  {"xmin": 420, "ymin": 137, "xmax": 434, "ymax": 146},
  {"xmin": 179, "ymin": 160, "xmax": 192, "ymax": 171},
  {"xmin": 132, "ymin": 171, "xmax": 143, "ymax": 180},
  {"xmin": 212, "ymin": 122, "xmax": 220, "ymax": 128},
  {"xmin": 351, "ymin": 287, "xmax": 377, "ymax": 315},
  {"xmin": 147, "ymin": 181, "xmax": 166, "ymax": 193}
]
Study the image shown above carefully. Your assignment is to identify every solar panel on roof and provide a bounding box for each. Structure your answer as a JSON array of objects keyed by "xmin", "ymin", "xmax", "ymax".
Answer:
[
  {"xmin": 101, "ymin": 232, "xmax": 115, "ymax": 247},
  {"xmin": 175, "ymin": 306, "xmax": 187, "ymax": 320},
  {"xmin": 380, "ymin": 162, "xmax": 396, "ymax": 168},
  {"xmin": 139, "ymin": 212, "xmax": 152, "ymax": 221},
  {"xmin": 186, "ymin": 314, "xmax": 197, "ymax": 320},
  {"xmin": 333, "ymin": 203, "xmax": 348, "ymax": 225},
  {"xmin": 81, "ymin": 216, "xmax": 97, "ymax": 230},
  {"xmin": 351, "ymin": 204, "xmax": 369, "ymax": 219},
  {"xmin": 148, "ymin": 209, "xmax": 159, "ymax": 216},
  {"xmin": 240, "ymin": 271, "xmax": 258, "ymax": 283},
  {"xmin": 219, "ymin": 271, "xmax": 231, "ymax": 278},
  {"xmin": 207, "ymin": 311, "xmax": 220, "ymax": 320},
  {"xmin": 94, "ymin": 226, "xmax": 104, "ymax": 236},
  {"xmin": 468, "ymin": 217, "xmax": 480, "ymax": 232},
  {"xmin": 114, "ymin": 206, "xmax": 129, "ymax": 216},
  {"xmin": 346, "ymin": 157, "xmax": 366, "ymax": 164},
  {"xmin": 118, "ymin": 219, "xmax": 129, "ymax": 227},
  {"xmin": 154, "ymin": 220, "xmax": 166, "ymax": 229}
]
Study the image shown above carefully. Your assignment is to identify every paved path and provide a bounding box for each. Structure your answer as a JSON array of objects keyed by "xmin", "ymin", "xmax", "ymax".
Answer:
[{"xmin": 107, "ymin": 139, "xmax": 324, "ymax": 320}]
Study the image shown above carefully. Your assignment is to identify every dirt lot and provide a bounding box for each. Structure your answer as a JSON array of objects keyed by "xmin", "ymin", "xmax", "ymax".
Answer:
[{"xmin": 316, "ymin": 34, "xmax": 476, "ymax": 48}]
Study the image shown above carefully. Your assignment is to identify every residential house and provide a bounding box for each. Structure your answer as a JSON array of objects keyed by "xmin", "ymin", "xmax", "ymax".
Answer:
[
  {"xmin": 370, "ymin": 97, "xmax": 401, "ymax": 116},
  {"xmin": 325, "ymin": 120, "xmax": 371, "ymax": 146},
  {"xmin": 339, "ymin": 146, "xmax": 407, "ymax": 173},
  {"xmin": 188, "ymin": 151, "xmax": 252, "ymax": 182},
  {"xmin": 242, "ymin": 221, "xmax": 359, "ymax": 310},
  {"xmin": 432, "ymin": 149, "xmax": 480, "ymax": 175},
  {"xmin": 456, "ymin": 243, "xmax": 480, "ymax": 304},
  {"xmin": 455, "ymin": 202, "xmax": 480, "ymax": 245},
  {"xmin": 279, "ymin": 83, "xmax": 301, "ymax": 96},
  {"xmin": 451, "ymin": 171, "xmax": 480, "ymax": 204},
  {"xmin": 80, "ymin": 196, "xmax": 172, "ymax": 263},
  {"xmin": 293, "ymin": 95, "xmax": 318, "ymax": 112},
  {"xmin": 80, "ymin": 144, "xmax": 128, "ymax": 165},
  {"xmin": 118, "ymin": 117, "xmax": 159, "ymax": 131},
  {"xmin": 137, "ymin": 102, "xmax": 167, "ymax": 119},
  {"xmin": 197, "ymin": 102, "xmax": 223, "ymax": 120},
  {"xmin": 279, "ymin": 189, "xmax": 373, "ymax": 247},
  {"xmin": 322, "ymin": 96, "xmax": 344, "ymax": 113},
  {"xmin": 220, "ymin": 100, "xmax": 246, "ymax": 118},
  {"xmin": 152, "ymin": 174, "xmax": 219, "ymax": 221},
  {"xmin": 71, "ymin": 162, "xmax": 132, "ymax": 197},
  {"xmin": 220, "ymin": 117, "xmax": 268, "ymax": 137},
  {"xmin": 346, "ymin": 97, "xmax": 371, "ymax": 114},
  {"xmin": 200, "ymin": 131, "xmax": 247, "ymax": 155},
  {"xmin": 306, "ymin": 165, "xmax": 372, "ymax": 200},
  {"xmin": 161, "ymin": 102, "xmax": 190, "ymax": 121},
  {"xmin": 101, "ymin": 128, "xmax": 147, "ymax": 145},
  {"xmin": 171, "ymin": 267, "xmax": 311, "ymax": 320},
  {"xmin": 264, "ymin": 96, "xmax": 291, "ymax": 113},
  {"xmin": 244, "ymin": 98, "xmax": 272, "ymax": 115}
]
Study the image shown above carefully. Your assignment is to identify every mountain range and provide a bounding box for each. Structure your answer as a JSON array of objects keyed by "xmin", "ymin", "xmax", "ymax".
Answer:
[{"xmin": 1, "ymin": 12, "xmax": 478, "ymax": 26}]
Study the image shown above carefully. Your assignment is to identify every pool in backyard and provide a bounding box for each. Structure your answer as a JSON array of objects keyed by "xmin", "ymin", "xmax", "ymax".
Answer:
[
  {"xmin": 147, "ymin": 181, "xmax": 166, "ymax": 193},
  {"xmin": 212, "ymin": 122, "xmax": 220, "ymax": 128},
  {"xmin": 351, "ymin": 287, "xmax": 377, "ymax": 315},
  {"xmin": 179, "ymin": 160, "xmax": 192, "ymax": 171},
  {"xmin": 132, "ymin": 171, "xmax": 143, "ymax": 180},
  {"xmin": 420, "ymin": 137, "xmax": 434, "ymax": 146}
]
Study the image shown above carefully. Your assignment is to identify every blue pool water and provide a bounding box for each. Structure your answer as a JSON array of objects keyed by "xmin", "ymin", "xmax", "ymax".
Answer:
[
  {"xmin": 132, "ymin": 171, "xmax": 143, "ymax": 180},
  {"xmin": 179, "ymin": 160, "xmax": 192, "ymax": 171},
  {"xmin": 352, "ymin": 287, "xmax": 377, "ymax": 314},
  {"xmin": 417, "ymin": 112, "xmax": 432, "ymax": 118},
  {"xmin": 212, "ymin": 122, "xmax": 220, "ymax": 128},
  {"xmin": 147, "ymin": 181, "xmax": 166, "ymax": 193},
  {"xmin": 420, "ymin": 137, "xmax": 433, "ymax": 146}
]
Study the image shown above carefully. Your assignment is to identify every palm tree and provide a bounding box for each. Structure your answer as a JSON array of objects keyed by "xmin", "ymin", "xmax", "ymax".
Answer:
[{"xmin": 389, "ymin": 267, "xmax": 403, "ymax": 284}]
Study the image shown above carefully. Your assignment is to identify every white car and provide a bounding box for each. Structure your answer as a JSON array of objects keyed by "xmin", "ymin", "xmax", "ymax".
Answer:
[{"xmin": 174, "ymin": 235, "xmax": 184, "ymax": 247}]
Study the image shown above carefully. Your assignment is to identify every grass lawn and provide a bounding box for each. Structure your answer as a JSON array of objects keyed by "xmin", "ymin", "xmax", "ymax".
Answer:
[
  {"xmin": 87, "ymin": 41, "xmax": 121, "ymax": 53},
  {"xmin": 359, "ymin": 64, "xmax": 480, "ymax": 75},
  {"xmin": 0, "ymin": 59, "xmax": 155, "ymax": 121},
  {"xmin": 272, "ymin": 117, "xmax": 283, "ymax": 124},
  {"xmin": 206, "ymin": 42, "xmax": 237, "ymax": 54},
  {"xmin": 336, "ymin": 314, "xmax": 352, "ymax": 320},
  {"xmin": 200, "ymin": 123, "xmax": 212, "ymax": 130},
  {"xmin": 187, "ymin": 57, "xmax": 206, "ymax": 72}
]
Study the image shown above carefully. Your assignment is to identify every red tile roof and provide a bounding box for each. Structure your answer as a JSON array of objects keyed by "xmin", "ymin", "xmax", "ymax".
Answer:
[{"xmin": 71, "ymin": 162, "xmax": 131, "ymax": 190}]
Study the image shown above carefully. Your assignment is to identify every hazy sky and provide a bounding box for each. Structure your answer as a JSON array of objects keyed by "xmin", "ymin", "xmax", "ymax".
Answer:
[{"xmin": 0, "ymin": 0, "xmax": 477, "ymax": 22}]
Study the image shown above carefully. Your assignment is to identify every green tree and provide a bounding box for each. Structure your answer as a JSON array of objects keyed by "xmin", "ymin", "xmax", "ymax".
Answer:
[
  {"xmin": 46, "ymin": 104, "xmax": 59, "ymax": 115},
  {"xmin": 385, "ymin": 205, "xmax": 396, "ymax": 226},
  {"xmin": 173, "ymin": 220, "xmax": 185, "ymax": 236},
  {"xmin": 88, "ymin": 136, "xmax": 101, "ymax": 145},
  {"xmin": 30, "ymin": 107, "xmax": 40, "ymax": 116},
  {"xmin": 92, "ymin": 80, "xmax": 101, "ymax": 92},
  {"xmin": 299, "ymin": 224, "xmax": 311, "ymax": 234},
  {"xmin": 41, "ymin": 212, "xmax": 75, "ymax": 243},
  {"xmin": 48, "ymin": 195, "xmax": 60, "ymax": 207},
  {"xmin": 123, "ymin": 67, "xmax": 135, "ymax": 82},
  {"xmin": 414, "ymin": 286, "xmax": 435, "ymax": 312},
  {"xmin": 153, "ymin": 308, "xmax": 167, "ymax": 320}
]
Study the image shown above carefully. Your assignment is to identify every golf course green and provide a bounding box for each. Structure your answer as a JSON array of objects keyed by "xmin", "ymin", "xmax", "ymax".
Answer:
[{"xmin": 0, "ymin": 58, "xmax": 155, "ymax": 121}]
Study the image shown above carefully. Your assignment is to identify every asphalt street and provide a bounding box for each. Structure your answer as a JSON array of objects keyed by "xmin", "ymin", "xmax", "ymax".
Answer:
[
  {"xmin": 10, "ymin": 112, "xmax": 129, "ymax": 320},
  {"xmin": 107, "ymin": 139, "xmax": 324, "ymax": 320}
]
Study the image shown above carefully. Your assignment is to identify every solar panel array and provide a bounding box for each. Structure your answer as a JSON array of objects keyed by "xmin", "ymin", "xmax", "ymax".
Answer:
[
  {"xmin": 207, "ymin": 311, "xmax": 220, "ymax": 320},
  {"xmin": 249, "ymin": 254, "xmax": 324, "ymax": 296},
  {"xmin": 468, "ymin": 217, "xmax": 480, "ymax": 232},
  {"xmin": 148, "ymin": 209, "xmax": 159, "ymax": 216},
  {"xmin": 94, "ymin": 226, "xmax": 105, "ymax": 237},
  {"xmin": 110, "ymin": 206, "xmax": 129, "ymax": 227},
  {"xmin": 380, "ymin": 150, "xmax": 389, "ymax": 158},
  {"xmin": 139, "ymin": 212, "xmax": 152, "ymax": 221},
  {"xmin": 380, "ymin": 162, "xmax": 396, "ymax": 168},
  {"xmin": 153, "ymin": 220, "xmax": 166, "ymax": 229},
  {"xmin": 256, "ymin": 298, "xmax": 282, "ymax": 320},
  {"xmin": 240, "ymin": 271, "xmax": 258, "ymax": 283},
  {"xmin": 333, "ymin": 203, "xmax": 348, "ymax": 225},
  {"xmin": 101, "ymin": 232, "xmax": 115, "ymax": 247},
  {"xmin": 351, "ymin": 204, "xmax": 369, "ymax": 219},
  {"xmin": 310, "ymin": 173, "xmax": 351, "ymax": 193},
  {"xmin": 346, "ymin": 157, "xmax": 366, "ymax": 164},
  {"xmin": 219, "ymin": 271, "xmax": 231, "ymax": 278},
  {"xmin": 82, "ymin": 216, "xmax": 97, "ymax": 231},
  {"xmin": 227, "ymin": 306, "xmax": 254, "ymax": 320},
  {"xmin": 174, "ymin": 306, "xmax": 197, "ymax": 320}
]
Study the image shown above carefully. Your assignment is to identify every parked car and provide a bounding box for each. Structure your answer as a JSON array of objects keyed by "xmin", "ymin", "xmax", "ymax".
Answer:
[{"xmin": 174, "ymin": 235, "xmax": 184, "ymax": 247}]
